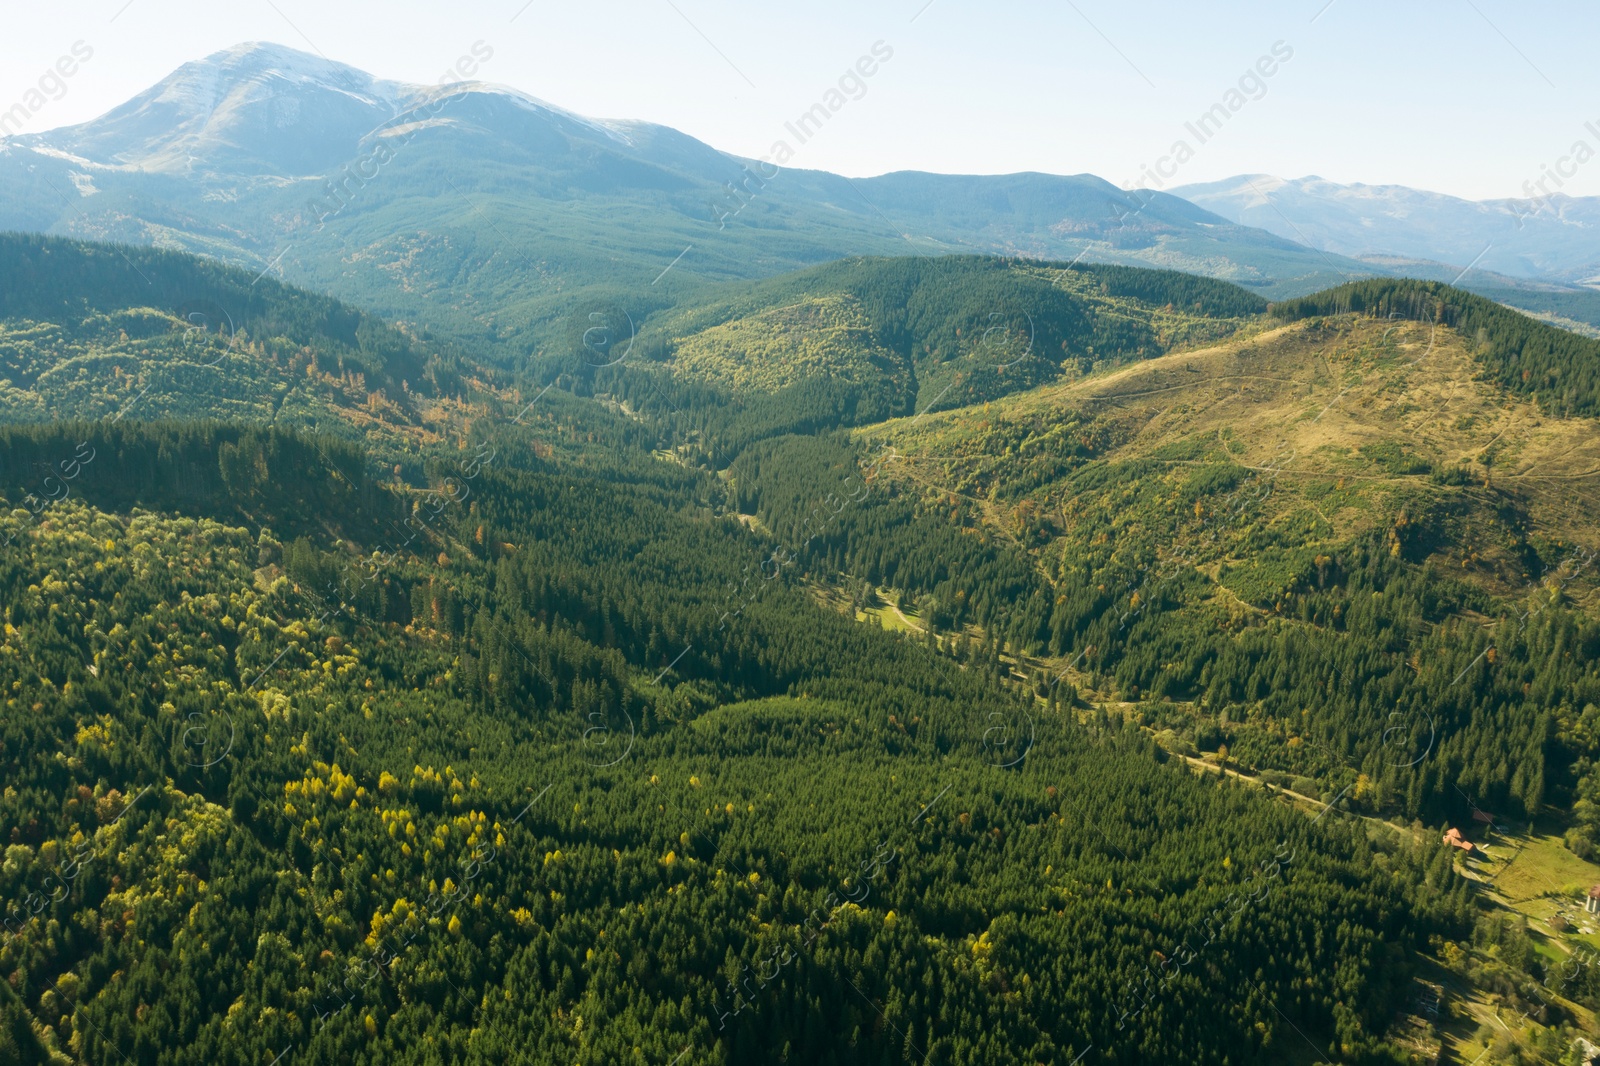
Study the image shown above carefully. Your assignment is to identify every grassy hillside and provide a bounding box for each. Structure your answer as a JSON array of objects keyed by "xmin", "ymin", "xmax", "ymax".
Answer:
[
  {"xmin": 853, "ymin": 309, "xmax": 1600, "ymax": 775},
  {"xmin": 1271, "ymin": 278, "xmax": 1600, "ymax": 418}
]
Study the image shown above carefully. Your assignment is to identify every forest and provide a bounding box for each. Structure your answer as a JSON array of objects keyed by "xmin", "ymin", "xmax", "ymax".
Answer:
[{"xmin": 0, "ymin": 236, "xmax": 1597, "ymax": 1063}]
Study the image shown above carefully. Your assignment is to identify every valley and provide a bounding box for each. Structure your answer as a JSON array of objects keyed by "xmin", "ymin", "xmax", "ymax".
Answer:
[{"xmin": 0, "ymin": 33, "xmax": 1596, "ymax": 1064}]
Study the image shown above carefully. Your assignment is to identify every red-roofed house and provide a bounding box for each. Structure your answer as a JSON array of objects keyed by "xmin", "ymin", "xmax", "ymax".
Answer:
[{"xmin": 1442, "ymin": 827, "xmax": 1474, "ymax": 853}]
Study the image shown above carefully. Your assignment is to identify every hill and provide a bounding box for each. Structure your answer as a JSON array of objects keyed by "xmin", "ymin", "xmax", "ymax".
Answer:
[
  {"xmin": 568, "ymin": 255, "xmax": 1268, "ymax": 459},
  {"xmin": 0, "ymin": 232, "xmax": 485, "ymax": 456},
  {"xmin": 1270, "ymin": 277, "xmax": 1600, "ymax": 418},
  {"xmin": 751, "ymin": 293, "xmax": 1600, "ymax": 1064},
  {"xmin": 830, "ymin": 292, "xmax": 1600, "ymax": 831}
]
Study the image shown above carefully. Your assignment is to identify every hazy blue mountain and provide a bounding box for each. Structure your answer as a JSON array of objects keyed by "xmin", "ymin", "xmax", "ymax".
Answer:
[
  {"xmin": 1173, "ymin": 173, "xmax": 1600, "ymax": 286},
  {"xmin": 848, "ymin": 169, "xmax": 1361, "ymax": 290}
]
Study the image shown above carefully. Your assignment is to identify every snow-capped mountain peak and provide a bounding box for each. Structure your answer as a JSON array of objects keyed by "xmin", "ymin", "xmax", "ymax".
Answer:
[{"xmin": 15, "ymin": 43, "xmax": 423, "ymax": 176}]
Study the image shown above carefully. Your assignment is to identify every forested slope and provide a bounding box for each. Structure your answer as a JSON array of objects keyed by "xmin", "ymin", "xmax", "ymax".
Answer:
[
  {"xmin": 0, "ymin": 233, "xmax": 481, "ymax": 454},
  {"xmin": 0, "ymin": 419, "xmax": 1469, "ymax": 1064},
  {"xmin": 567, "ymin": 256, "xmax": 1267, "ymax": 460},
  {"xmin": 848, "ymin": 308, "xmax": 1600, "ymax": 822},
  {"xmin": 1, "ymin": 238, "xmax": 1594, "ymax": 1063}
]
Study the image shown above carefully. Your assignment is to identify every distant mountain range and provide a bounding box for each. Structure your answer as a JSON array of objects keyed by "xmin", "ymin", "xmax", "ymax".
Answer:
[
  {"xmin": 2, "ymin": 42, "xmax": 1597, "ymax": 358},
  {"xmin": 1174, "ymin": 174, "xmax": 1600, "ymax": 286}
]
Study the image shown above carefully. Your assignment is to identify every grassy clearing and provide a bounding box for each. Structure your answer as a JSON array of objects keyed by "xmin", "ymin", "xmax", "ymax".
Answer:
[{"xmin": 859, "ymin": 315, "xmax": 1600, "ymax": 585}]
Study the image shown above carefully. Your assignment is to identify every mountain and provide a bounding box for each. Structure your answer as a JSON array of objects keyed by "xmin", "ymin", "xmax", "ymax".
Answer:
[
  {"xmin": 1172, "ymin": 174, "xmax": 1600, "ymax": 333},
  {"xmin": 5, "ymin": 43, "xmax": 1600, "ymax": 1066},
  {"xmin": 22, "ymin": 42, "xmax": 415, "ymax": 176},
  {"xmin": 0, "ymin": 42, "xmax": 1384, "ymax": 368},
  {"xmin": 843, "ymin": 274, "xmax": 1600, "ymax": 825},
  {"xmin": 850, "ymin": 169, "xmax": 1369, "ymax": 290},
  {"xmin": 1174, "ymin": 174, "xmax": 1600, "ymax": 285}
]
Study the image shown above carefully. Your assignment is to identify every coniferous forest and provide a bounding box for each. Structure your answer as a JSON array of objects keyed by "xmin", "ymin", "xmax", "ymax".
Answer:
[{"xmin": 0, "ymin": 231, "xmax": 1597, "ymax": 1066}]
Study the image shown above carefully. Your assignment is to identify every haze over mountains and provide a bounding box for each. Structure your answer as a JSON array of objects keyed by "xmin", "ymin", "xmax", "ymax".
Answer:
[
  {"xmin": 5, "ymin": 40, "xmax": 1595, "ymax": 364},
  {"xmin": 1175, "ymin": 173, "xmax": 1600, "ymax": 285}
]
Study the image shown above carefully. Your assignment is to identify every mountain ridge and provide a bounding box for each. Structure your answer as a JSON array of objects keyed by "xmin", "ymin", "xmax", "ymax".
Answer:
[
  {"xmin": 1175, "ymin": 172, "xmax": 1600, "ymax": 285},
  {"xmin": 0, "ymin": 41, "xmax": 1376, "ymax": 355},
  {"xmin": 4, "ymin": 42, "xmax": 1596, "ymax": 365}
]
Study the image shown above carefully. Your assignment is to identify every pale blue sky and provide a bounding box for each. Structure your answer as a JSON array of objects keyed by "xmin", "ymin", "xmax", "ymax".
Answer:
[{"xmin": 2, "ymin": 0, "xmax": 1595, "ymax": 200}]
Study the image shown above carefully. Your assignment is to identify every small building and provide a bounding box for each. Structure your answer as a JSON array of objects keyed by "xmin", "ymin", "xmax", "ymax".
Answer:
[
  {"xmin": 1442, "ymin": 827, "xmax": 1474, "ymax": 853},
  {"xmin": 1471, "ymin": 809, "xmax": 1498, "ymax": 825},
  {"xmin": 1587, "ymin": 885, "xmax": 1600, "ymax": 915}
]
